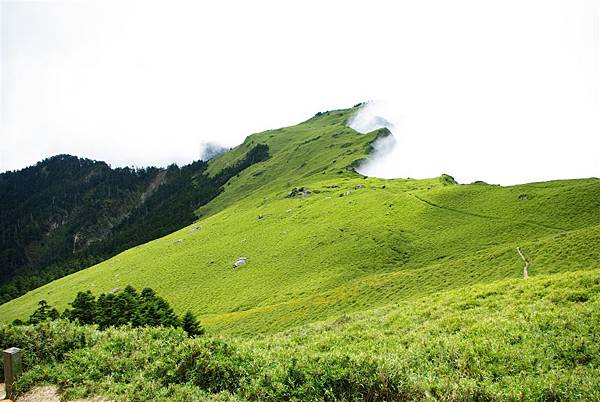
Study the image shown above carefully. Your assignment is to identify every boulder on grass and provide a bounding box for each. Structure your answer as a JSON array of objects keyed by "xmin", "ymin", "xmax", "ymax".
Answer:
[{"xmin": 233, "ymin": 257, "xmax": 247, "ymax": 269}]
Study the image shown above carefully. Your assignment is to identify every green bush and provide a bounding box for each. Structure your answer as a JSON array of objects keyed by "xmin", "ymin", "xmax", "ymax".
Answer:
[
  {"xmin": 171, "ymin": 339, "xmax": 256, "ymax": 393},
  {"xmin": 0, "ymin": 320, "xmax": 94, "ymax": 378}
]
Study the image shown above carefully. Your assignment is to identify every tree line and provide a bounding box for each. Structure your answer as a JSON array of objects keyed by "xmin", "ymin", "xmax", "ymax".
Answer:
[{"xmin": 15, "ymin": 285, "xmax": 204, "ymax": 337}]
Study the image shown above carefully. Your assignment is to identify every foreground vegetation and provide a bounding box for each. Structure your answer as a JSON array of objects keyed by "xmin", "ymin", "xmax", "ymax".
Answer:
[{"xmin": 4, "ymin": 268, "xmax": 599, "ymax": 401}]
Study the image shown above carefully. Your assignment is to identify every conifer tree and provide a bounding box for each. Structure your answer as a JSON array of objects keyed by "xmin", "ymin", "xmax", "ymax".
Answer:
[
  {"xmin": 114, "ymin": 286, "xmax": 140, "ymax": 326},
  {"xmin": 96, "ymin": 293, "xmax": 117, "ymax": 329},
  {"xmin": 181, "ymin": 311, "xmax": 204, "ymax": 337},
  {"xmin": 66, "ymin": 290, "xmax": 96, "ymax": 324},
  {"xmin": 28, "ymin": 300, "xmax": 59, "ymax": 324}
]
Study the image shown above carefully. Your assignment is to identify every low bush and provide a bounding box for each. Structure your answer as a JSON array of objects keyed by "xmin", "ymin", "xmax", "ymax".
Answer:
[{"xmin": 0, "ymin": 320, "xmax": 94, "ymax": 378}]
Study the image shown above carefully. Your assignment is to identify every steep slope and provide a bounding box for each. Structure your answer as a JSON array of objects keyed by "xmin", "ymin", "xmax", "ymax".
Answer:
[
  {"xmin": 195, "ymin": 107, "xmax": 384, "ymax": 217},
  {"xmin": 1, "ymin": 106, "xmax": 598, "ymax": 336}
]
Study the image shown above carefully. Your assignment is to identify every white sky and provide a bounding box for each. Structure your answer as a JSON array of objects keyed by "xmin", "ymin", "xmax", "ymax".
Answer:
[{"xmin": 1, "ymin": 0, "xmax": 599, "ymax": 184}]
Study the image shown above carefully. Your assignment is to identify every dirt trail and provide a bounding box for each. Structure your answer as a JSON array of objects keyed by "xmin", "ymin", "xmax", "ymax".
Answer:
[
  {"xmin": 0, "ymin": 384, "xmax": 58, "ymax": 402},
  {"xmin": 0, "ymin": 383, "xmax": 111, "ymax": 402},
  {"xmin": 516, "ymin": 247, "xmax": 529, "ymax": 279},
  {"xmin": 16, "ymin": 386, "xmax": 60, "ymax": 402}
]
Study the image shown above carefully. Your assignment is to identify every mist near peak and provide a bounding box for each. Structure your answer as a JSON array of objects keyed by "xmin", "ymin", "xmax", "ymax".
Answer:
[
  {"xmin": 199, "ymin": 142, "xmax": 228, "ymax": 162},
  {"xmin": 346, "ymin": 101, "xmax": 459, "ymax": 181},
  {"xmin": 347, "ymin": 102, "xmax": 395, "ymax": 134},
  {"xmin": 347, "ymin": 90, "xmax": 599, "ymax": 185},
  {"xmin": 347, "ymin": 102, "xmax": 398, "ymax": 177}
]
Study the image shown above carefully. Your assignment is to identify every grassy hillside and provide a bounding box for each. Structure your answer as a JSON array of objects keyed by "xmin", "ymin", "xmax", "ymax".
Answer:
[
  {"xmin": 195, "ymin": 107, "xmax": 383, "ymax": 217},
  {"xmin": 1, "ymin": 106, "xmax": 598, "ymax": 339},
  {"xmin": 7, "ymin": 267, "xmax": 600, "ymax": 400}
]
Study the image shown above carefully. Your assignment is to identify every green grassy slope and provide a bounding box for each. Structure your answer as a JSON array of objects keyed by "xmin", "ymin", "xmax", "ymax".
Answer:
[
  {"xmin": 12, "ymin": 267, "xmax": 600, "ymax": 401},
  {"xmin": 240, "ymin": 268, "xmax": 600, "ymax": 400},
  {"xmin": 1, "ymin": 106, "xmax": 598, "ymax": 340},
  {"xmin": 195, "ymin": 108, "xmax": 383, "ymax": 217}
]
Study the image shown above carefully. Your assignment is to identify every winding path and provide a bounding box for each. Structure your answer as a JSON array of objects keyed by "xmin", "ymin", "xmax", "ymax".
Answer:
[{"xmin": 516, "ymin": 247, "xmax": 529, "ymax": 279}]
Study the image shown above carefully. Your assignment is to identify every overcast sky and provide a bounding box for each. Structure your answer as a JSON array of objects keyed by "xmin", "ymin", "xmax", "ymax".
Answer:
[{"xmin": 1, "ymin": 0, "xmax": 599, "ymax": 184}]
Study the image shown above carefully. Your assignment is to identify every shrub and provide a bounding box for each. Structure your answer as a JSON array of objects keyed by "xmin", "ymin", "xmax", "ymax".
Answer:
[
  {"xmin": 0, "ymin": 320, "xmax": 94, "ymax": 378},
  {"xmin": 171, "ymin": 339, "xmax": 255, "ymax": 393}
]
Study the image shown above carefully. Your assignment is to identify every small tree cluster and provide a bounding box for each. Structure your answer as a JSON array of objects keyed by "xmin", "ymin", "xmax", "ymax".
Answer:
[
  {"xmin": 27, "ymin": 300, "xmax": 59, "ymax": 324},
  {"xmin": 22, "ymin": 285, "xmax": 204, "ymax": 337}
]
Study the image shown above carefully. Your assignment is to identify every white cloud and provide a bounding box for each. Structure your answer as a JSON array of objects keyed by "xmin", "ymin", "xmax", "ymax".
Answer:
[{"xmin": 1, "ymin": 0, "xmax": 598, "ymax": 184}]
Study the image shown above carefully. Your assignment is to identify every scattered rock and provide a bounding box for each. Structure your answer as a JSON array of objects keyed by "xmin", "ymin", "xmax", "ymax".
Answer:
[
  {"xmin": 174, "ymin": 239, "xmax": 183, "ymax": 244},
  {"xmin": 440, "ymin": 174, "xmax": 457, "ymax": 186},
  {"xmin": 110, "ymin": 287, "xmax": 120, "ymax": 294},
  {"xmin": 313, "ymin": 189, "xmax": 321, "ymax": 194},
  {"xmin": 286, "ymin": 187, "xmax": 301, "ymax": 198},
  {"xmin": 355, "ymin": 184, "xmax": 365, "ymax": 189},
  {"xmin": 287, "ymin": 186, "xmax": 312, "ymax": 198},
  {"xmin": 339, "ymin": 191, "xmax": 352, "ymax": 197},
  {"xmin": 518, "ymin": 194, "xmax": 529, "ymax": 201},
  {"xmin": 188, "ymin": 226, "xmax": 200, "ymax": 233},
  {"xmin": 233, "ymin": 257, "xmax": 247, "ymax": 269}
]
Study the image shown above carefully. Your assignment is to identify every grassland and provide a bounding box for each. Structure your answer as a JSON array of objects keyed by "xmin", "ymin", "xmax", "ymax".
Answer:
[
  {"xmin": 1, "ymin": 105, "xmax": 599, "ymax": 399},
  {"xmin": 1, "ymin": 107, "xmax": 598, "ymax": 338},
  {"xmin": 6, "ymin": 267, "xmax": 600, "ymax": 400}
]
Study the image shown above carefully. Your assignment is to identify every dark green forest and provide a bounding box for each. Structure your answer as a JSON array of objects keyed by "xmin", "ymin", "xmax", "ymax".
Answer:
[{"xmin": 0, "ymin": 145, "xmax": 269, "ymax": 303}]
